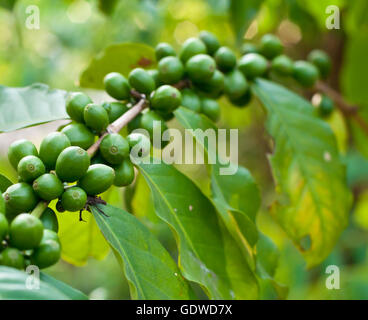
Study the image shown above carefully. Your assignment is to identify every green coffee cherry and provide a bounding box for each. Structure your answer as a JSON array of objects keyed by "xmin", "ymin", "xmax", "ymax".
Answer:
[
  {"xmin": 259, "ymin": 34, "xmax": 283, "ymax": 59},
  {"xmin": 128, "ymin": 113, "xmax": 143, "ymax": 133},
  {"xmin": 0, "ymin": 214, "xmax": 8, "ymax": 242},
  {"xmin": 0, "ymin": 193, "xmax": 5, "ymax": 215},
  {"xmin": 102, "ymin": 101, "xmax": 129, "ymax": 123},
  {"xmin": 103, "ymin": 72, "xmax": 131, "ymax": 100},
  {"xmin": 90, "ymin": 152, "xmax": 106, "ymax": 165},
  {"xmin": 293, "ymin": 61, "xmax": 319, "ymax": 87},
  {"xmin": 241, "ymin": 43, "xmax": 258, "ymax": 55},
  {"xmin": 156, "ymin": 111, "xmax": 174, "ymax": 121},
  {"xmin": 61, "ymin": 123, "xmax": 95, "ymax": 149},
  {"xmin": 147, "ymin": 69, "xmax": 161, "ymax": 87},
  {"xmin": 55, "ymin": 146, "xmax": 90, "ymax": 182},
  {"xmin": 66, "ymin": 92, "xmax": 92, "ymax": 123},
  {"xmin": 3, "ymin": 183, "xmax": 38, "ymax": 217},
  {"xmin": 113, "ymin": 159, "xmax": 135, "ymax": 187},
  {"xmin": 186, "ymin": 54, "xmax": 216, "ymax": 83},
  {"xmin": 56, "ymin": 200, "xmax": 65, "ymax": 213},
  {"xmin": 31, "ymin": 239, "xmax": 61, "ymax": 269},
  {"xmin": 17, "ymin": 156, "xmax": 45, "ymax": 183},
  {"xmin": 199, "ymin": 31, "xmax": 220, "ymax": 56},
  {"xmin": 224, "ymin": 69, "xmax": 249, "ymax": 100},
  {"xmin": 181, "ymin": 89, "xmax": 202, "ymax": 113},
  {"xmin": 141, "ymin": 110, "xmax": 168, "ymax": 139},
  {"xmin": 127, "ymin": 133, "xmax": 151, "ymax": 157},
  {"xmin": 9, "ymin": 213, "xmax": 44, "ymax": 250},
  {"xmin": 0, "ymin": 248, "xmax": 25, "ymax": 269},
  {"xmin": 8, "ymin": 139, "xmax": 38, "ymax": 170},
  {"xmin": 158, "ymin": 56, "xmax": 184, "ymax": 85},
  {"xmin": 33, "ymin": 173, "xmax": 64, "ymax": 201},
  {"xmin": 195, "ymin": 70, "xmax": 224, "ymax": 97},
  {"xmin": 84, "ymin": 103, "xmax": 109, "ymax": 133},
  {"xmin": 229, "ymin": 90, "xmax": 252, "ymax": 108},
  {"xmin": 238, "ymin": 53, "xmax": 268, "ymax": 79},
  {"xmin": 201, "ymin": 98, "xmax": 220, "ymax": 122},
  {"xmin": 100, "ymin": 133, "xmax": 130, "ymax": 165},
  {"xmin": 61, "ymin": 187, "xmax": 87, "ymax": 212},
  {"xmin": 308, "ymin": 49, "xmax": 331, "ymax": 79},
  {"xmin": 151, "ymin": 85, "xmax": 182, "ymax": 114},
  {"xmin": 318, "ymin": 95, "xmax": 334, "ymax": 117},
  {"xmin": 155, "ymin": 42, "xmax": 176, "ymax": 61},
  {"xmin": 78, "ymin": 164, "xmax": 115, "ymax": 196},
  {"xmin": 179, "ymin": 38, "xmax": 207, "ymax": 63},
  {"xmin": 42, "ymin": 229, "xmax": 59, "ymax": 243},
  {"xmin": 39, "ymin": 132, "xmax": 71, "ymax": 170},
  {"xmin": 128, "ymin": 68, "xmax": 156, "ymax": 96},
  {"xmin": 214, "ymin": 47, "xmax": 237, "ymax": 72},
  {"xmin": 40, "ymin": 208, "xmax": 59, "ymax": 233},
  {"xmin": 271, "ymin": 55, "xmax": 294, "ymax": 76}
]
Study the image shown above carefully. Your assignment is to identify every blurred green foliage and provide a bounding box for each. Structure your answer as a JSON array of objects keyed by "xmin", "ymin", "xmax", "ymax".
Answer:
[{"xmin": 1, "ymin": 0, "xmax": 368, "ymax": 299}]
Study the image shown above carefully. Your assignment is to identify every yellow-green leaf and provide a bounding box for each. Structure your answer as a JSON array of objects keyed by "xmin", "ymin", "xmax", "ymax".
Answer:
[{"xmin": 252, "ymin": 79, "xmax": 351, "ymax": 267}]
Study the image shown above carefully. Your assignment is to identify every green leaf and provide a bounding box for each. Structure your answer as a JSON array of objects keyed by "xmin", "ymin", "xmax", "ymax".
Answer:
[
  {"xmin": 0, "ymin": 266, "xmax": 87, "ymax": 300},
  {"xmin": 0, "ymin": 0, "xmax": 16, "ymax": 11},
  {"xmin": 79, "ymin": 43, "xmax": 156, "ymax": 89},
  {"xmin": 229, "ymin": 0, "xmax": 264, "ymax": 44},
  {"xmin": 174, "ymin": 107, "xmax": 260, "ymax": 259},
  {"xmin": 54, "ymin": 208, "xmax": 110, "ymax": 266},
  {"xmin": 0, "ymin": 173, "xmax": 13, "ymax": 192},
  {"xmin": 0, "ymin": 83, "xmax": 68, "ymax": 133},
  {"xmin": 256, "ymin": 233, "xmax": 288, "ymax": 299},
  {"xmin": 138, "ymin": 161, "xmax": 259, "ymax": 299},
  {"xmin": 40, "ymin": 272, "xmax": 88, "ymax": 300},
  {"xmin": 252, "ymin": 78, "xmax": 351, "ymax": 267},
  {"xmin": 91, "ymin": 204, "xmax": 196, "ymax": 300}
]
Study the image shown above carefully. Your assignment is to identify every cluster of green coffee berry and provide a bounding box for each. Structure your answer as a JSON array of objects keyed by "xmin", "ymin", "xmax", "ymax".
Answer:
[
  {"xmin": 0, "ymin": 31, "xmax": 336, "ymax": 271},
  {"xmin": 0, "ymin": 205, "xmax": 60, "ymax": 270},
  {"xmin": 240, "ymin": 34, "xmax": 335, "ymax": 116}
]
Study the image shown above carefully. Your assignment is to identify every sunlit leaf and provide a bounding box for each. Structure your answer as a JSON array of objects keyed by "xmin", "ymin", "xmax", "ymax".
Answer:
[
  {"xmin": 55, "ymin": 209, "xmax": 109, "ymax": 266},
  {"xmin": 91, "ymin": 204, "xmax": 196, "ymax": 300},
  {"xmin": 252, "ymin": 78, "xmax": 351, "ymax": 267}
]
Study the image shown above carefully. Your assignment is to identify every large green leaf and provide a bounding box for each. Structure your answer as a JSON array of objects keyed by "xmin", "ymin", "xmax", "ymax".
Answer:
[
  {"xmin": 0, "ymin": 173, "xmax": 13, "ymax": 192},
  {"xmin": 138, "ymin": 161, "xmax": 259, "ymax": 299},
  {"xmin": 55, "ymin": 209, "xmax": 110, "ymax": 266},
  {"xmin": 229, "ymin": 0, "xmax": 264, "ymax": 44},
  {"xmin": 0, "ymin": 83, "xmax": 68, "ymax": 133},
  {"xmin": 174, "ymin": 107, "xmax": 260, "ymax": 261},
  {"xmin": 91, "ymin": 204, "xmax": 195, "ymax": 300},
  {"xmin": 0, "ymin": 266, "xmax": 87, "ymax": 300},
  {"xmin": 252, "ymin": 78, "xmax": 351, "ymax": 267},
  {"xmin": 79, "ymin": 43, "xmax": 156, "ymax": 89}
]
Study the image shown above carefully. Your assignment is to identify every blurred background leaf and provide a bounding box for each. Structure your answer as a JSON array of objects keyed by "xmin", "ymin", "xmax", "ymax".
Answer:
[{"xmin": 0, "ymin": 84, "xmax": 68, "ymax": 132}]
